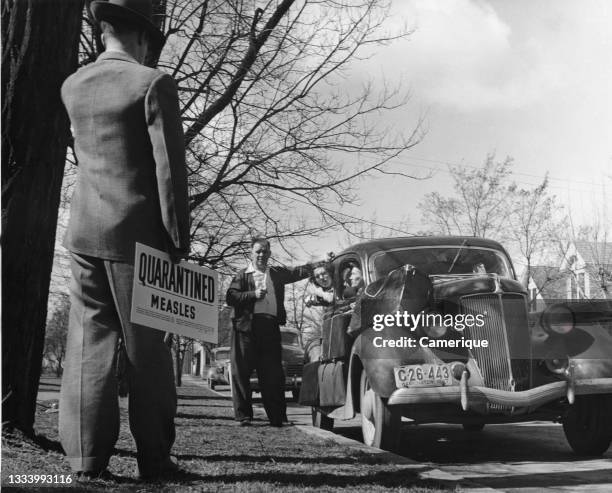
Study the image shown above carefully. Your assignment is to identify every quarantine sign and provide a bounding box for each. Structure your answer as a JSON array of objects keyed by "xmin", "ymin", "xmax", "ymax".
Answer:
[{"xmin": 130, "ymin": 243, "xmax": 218, "ymax": 343}]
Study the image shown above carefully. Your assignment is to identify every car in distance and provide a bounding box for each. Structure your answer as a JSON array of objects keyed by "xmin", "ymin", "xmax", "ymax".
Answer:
[
  {"xmin": 207, "ymin": 346, "xmax": 231, "ymax": 390},
  {"xmin": 305, "ymin": 236, "xmax": 612, "ymax": 456},
  {"xmin": 250, "ymin": 327, "xmax": 305, "ymax": 401}
]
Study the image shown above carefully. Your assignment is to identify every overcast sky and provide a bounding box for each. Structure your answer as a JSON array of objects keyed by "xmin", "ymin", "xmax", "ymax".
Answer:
[{"xmin": 294, "ymin": 0, "xmax": 611, "ymax": 260}]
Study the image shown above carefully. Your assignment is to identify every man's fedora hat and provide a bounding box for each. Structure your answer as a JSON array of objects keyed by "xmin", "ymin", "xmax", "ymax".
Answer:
[{"xmin": 91, "ymin": 0, "xmax": 165, "ymax": 48}]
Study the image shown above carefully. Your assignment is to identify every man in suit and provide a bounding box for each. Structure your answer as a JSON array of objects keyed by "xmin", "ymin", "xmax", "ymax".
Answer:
[
  {"xmin": 226, "ymin": 237, "xmax": 313, "ymax": 426},
  {"xmin": 58, "ymin": 0, "xmax": 189, "ymax": 480}
]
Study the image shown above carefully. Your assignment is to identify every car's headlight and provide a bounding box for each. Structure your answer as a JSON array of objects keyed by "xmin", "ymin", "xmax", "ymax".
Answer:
[
  {"xmin": 422, "ymin": 324, "xmax": 447, "ymax": 338},
  {"xmin": 542, "ymin": 304, "xmax": 575, "ymax": 335},
  {"xmin": 419, "ymin": 311, "xmax": 448, "ymax": 338},
  {"xmin": 544, "ymin": 357, "xmax": 569, "ymax": 375}
]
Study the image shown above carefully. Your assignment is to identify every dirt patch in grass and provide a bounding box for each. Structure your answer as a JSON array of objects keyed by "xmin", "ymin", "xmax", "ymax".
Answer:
[{"xmin": 2, "ymin": 381, "xmax": 453, "ymax": 492}]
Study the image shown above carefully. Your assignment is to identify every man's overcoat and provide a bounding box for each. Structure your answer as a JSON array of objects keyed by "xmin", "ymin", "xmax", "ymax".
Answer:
[{"xmin": 62, "ymin": 51, "xmax": 190, "ymax": 261}]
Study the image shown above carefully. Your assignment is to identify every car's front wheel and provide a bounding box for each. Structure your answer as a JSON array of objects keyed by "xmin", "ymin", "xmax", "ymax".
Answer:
[
  {"xmin": 311, "ymin": 407, "xmax": 334, "ymax": 431},
  {"xmin": 359, "ymin": 370, "xmax": 400, "ymax": 452},
  {"xmin": 563, "ymin": 394, "xmax": 612, "ymax": 456}
]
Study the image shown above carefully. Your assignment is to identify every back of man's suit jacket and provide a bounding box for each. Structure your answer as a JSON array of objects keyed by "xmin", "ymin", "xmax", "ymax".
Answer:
[{"xmin": 61, "ymin": 51, "xmax": 190, "ymax": 262}]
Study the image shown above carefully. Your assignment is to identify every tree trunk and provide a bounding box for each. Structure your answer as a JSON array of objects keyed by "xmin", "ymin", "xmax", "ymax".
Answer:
[
  {"xmin": 1, "ymin": 0, "xmax": 83, "ymax": 433},
  {"xmin": 55, "ymin": 357, "xmax": 64, "ymax": 378},
  {"xmin": 174, "ymin": 337, "xmax": 183, "ymax": 387}
]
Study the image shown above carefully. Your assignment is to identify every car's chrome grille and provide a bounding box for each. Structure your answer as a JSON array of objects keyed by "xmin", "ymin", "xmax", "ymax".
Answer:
[
  {"xmin": 461, "ymin": 293, "xmax": 531, "ymax": 411},
  {"xmin": 462, "ymin": 295, "xmax": 513, "ymax": 394},
  {"xmin": 502, "ymin": 295, "xmax": 531, "ymax": 391}
]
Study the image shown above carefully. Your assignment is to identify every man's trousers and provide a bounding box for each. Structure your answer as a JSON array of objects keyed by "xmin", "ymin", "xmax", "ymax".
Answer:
[
  {"xmin": 59, "ymin": 253, "xmax": 176, "ymax": 473},
  {"xmin": 230, "ymin": 314, "xmax": 286, "ymax": 424}
]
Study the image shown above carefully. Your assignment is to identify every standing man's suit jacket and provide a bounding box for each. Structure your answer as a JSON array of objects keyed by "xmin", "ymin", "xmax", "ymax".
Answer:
[
  {"xmin": 61, "ymin": 51, "xmax": 190, "ymax": 262},
  {"xmin": 226, "ymin": 265, "xmax": 312, "ymax": 331}
]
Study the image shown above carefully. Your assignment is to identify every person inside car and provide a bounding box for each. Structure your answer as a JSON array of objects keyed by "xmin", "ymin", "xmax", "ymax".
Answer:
[
  {"xmin": 304, "ymin": 263, "xmax": 335, "ymax": 307},
  {"xmin": 302, "ymin": 262, "xmax": 335, "ymax": 363},
  {"xmin": 342, "ymin": 264, "xmax": 365, "ymax": 300}
]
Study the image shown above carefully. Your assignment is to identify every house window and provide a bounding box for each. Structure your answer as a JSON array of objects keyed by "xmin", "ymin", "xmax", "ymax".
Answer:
[
  {"xmin": 569, "ymin": 276, "xmax": 576, "ymax": 300},
  {"xmin": 577, "ymin": 272, "xmax": 585, "ymax": 299},
  {"xmin": 529, "ymin": 288, "xmax": 537, "ymax": 311}
]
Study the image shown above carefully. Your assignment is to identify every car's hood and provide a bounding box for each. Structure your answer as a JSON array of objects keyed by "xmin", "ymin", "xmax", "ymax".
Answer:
[{"xmin": 281, "ymin": 345, "xmax": 304, "ymax": 363}]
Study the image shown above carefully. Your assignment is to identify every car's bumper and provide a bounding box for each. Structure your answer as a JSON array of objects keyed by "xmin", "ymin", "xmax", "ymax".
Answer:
[
  {"xmin": 210, "ymin": 376, "xmax": 229, "ymax": 385},
  {"xmin": 249, "ymin": 375, "xmax": 302, "ymax": 390},
  {"xmin": 387, "ymin": 378, "xmax": 612, "ymax": 411}
]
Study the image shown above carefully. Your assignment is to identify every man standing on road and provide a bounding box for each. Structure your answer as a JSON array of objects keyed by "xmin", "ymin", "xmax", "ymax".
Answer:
[
  {"xmin": 59, "ymin": 0, "xmax": 190, "ymax": 480},
  {"xmin": 226, "ymin": 238, "xmax": 313, "ymax": 427}
]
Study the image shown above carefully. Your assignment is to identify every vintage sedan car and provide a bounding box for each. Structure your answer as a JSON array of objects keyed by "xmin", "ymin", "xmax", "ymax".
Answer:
[
  {"xmin": 306, "ymin": 236, "xmax": 612, "ymax": 455},
  {"xmin": 250, "ymin": 327, "xmax": 305, "ymax": 401},
  {"xmin": 207, "ymin": 346, "xmax": 231, "ymax": 390}
]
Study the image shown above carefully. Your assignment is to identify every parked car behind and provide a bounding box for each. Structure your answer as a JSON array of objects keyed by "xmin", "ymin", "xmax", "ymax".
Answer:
[
  {"xmin": 207, "ymin": 346, "xmax": 231, "ymax": 390},
  {"xmin": 303, "ymin": 236, "xmax": 612, "ymax": 456}
]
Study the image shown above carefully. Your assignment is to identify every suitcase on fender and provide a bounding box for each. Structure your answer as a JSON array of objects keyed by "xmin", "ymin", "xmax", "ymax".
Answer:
[
  {"xmin": 321, "ymin": 312, "xmax": 352, "ymax": 361},
  {"xmin": 318, "ymin": 361, "xmax": 346, "ymax": 407},
  {"xmin": 298, "ymin": 361, "xmax": 320, "ymax": 406}
]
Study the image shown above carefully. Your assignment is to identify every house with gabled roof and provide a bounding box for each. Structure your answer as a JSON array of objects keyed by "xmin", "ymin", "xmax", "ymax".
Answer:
[
  {"xmin": 559, "ymin": 240, "xmax": 612, "ymax": 299},
  {"xmin": 526, "ymin": 240, "xmax": 612, "ymax": 311}
]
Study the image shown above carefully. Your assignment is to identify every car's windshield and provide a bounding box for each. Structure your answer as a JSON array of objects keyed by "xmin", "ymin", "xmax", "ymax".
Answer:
[
  {"xmin": 214, "ymin": 350, "xmax": 229, "ymax": 361},
  {"xmin": 370, "ymin": 246, "xmax": 513, "ymax": 280},
  {"xmin": 281, "ymin": 332, "xmax": 300, "ymax": 346}
]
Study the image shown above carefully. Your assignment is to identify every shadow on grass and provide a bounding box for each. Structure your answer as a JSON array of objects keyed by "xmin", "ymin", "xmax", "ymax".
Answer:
[
  {"xmin": 32, "ymin": 434, "xmax": 64, "ymax": 453},
  {"xmin": 113, "ymin": 448, "xmax": 138, "ymax": 459},
  {"xmin": 60, "ymin": 469, "xmax": 448, "ymax": 491},
  {"xmin": 185, "ymin": 470, "xmax": 446, "ymax": 489},
  {"xmin": 177, "ymin": 394, "xmax": 231, "ymax": 401},
  {"xmin": 173, "ymin": 453, "xmax": 420, "ymax": 467},
  {"xmin": 39, "ymin": 382, "xmax": 61, "ymax": 388},
  {"xmin": 176, "ymin": 402, "xmax": 221, "ymax": 408},
  {"xmin": 175, "ymin": 413, "xmax": 235, "ymax": 420},
  {"xmin": 2, "ymin": 428, "xmax": 64, "ymax": 455},
  {"xmin": 179, "ymin": 403, "xmax": 234, "ymax": 410},
  {"xmin": 472, "ymin": 469, "xmax": 612, "ymax": 489}
]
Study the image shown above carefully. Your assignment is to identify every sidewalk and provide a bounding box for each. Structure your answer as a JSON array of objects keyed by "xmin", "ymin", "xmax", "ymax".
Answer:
[{"xmin": 2, "ymin": 375, "xmax": 489, "ymax": 492}]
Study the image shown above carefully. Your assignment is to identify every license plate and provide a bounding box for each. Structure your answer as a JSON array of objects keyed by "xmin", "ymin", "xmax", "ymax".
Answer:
[{"xmin": 394, "ymin": 364, "xmax": 453, "ymax": 388}]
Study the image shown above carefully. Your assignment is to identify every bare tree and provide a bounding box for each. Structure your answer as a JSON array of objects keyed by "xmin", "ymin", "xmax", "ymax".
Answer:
[
  {"xmin": 285, "ymin": 281, "xmax": 311, "ymax": 331},
  {"xmin": 73, "ymin": 1, "xmax": 422, "ymax": 273},
  {"xmin": 418, "ymin": 156, "xmax": 573, "ymax": 293},
  {"xmin": 506, "ymin": 176, "xmax": 567, "ymax": 286},
  {"xmin": 157, "ymin": 0, "xmax": 423, "ymax": 269},
  {"xmin": 169, "ymin": 335, "xmax": 193, "ymax": 387},
  {"xmin": 44, "ymin": 295, "xmax": 70, "ymax": 378},
  {"xmin": 419, "ymin": 155, "xmax": 514, "ymax": 239},
  {"xmin": 1, "ymin": 0, "xmax": 83, "ymax": 433}
]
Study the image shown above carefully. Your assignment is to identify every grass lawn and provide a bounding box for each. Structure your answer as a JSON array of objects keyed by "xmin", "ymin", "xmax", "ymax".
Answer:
[{"xmin": 2, "ymin": 379, "xmax": 454, "ymax": 492}]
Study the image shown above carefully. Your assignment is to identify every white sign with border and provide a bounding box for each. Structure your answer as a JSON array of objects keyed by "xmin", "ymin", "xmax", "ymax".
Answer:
[{"xmin": 130, "ymin": 243, "xmax": 218, "ymax": 343}]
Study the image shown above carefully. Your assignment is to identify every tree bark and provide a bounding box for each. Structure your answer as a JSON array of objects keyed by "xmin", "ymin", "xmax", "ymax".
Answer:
[
  {"xmin": 1, "ymin": 0, "xmax": 83, "ymax": 433},
  {"xmin": 173, "ymin": 336, "xmax": 183, "ymax": 387}
]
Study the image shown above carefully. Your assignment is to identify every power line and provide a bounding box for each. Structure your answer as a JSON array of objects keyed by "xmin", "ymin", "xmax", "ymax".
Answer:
[
  {"xmin": 397, "ymin": 154, "xmax": 604, "ymax": 187},
  {"xmin": 352, "ymin": 153, "xmax": 609, "ymax": 194},
  {"xmin": 275, "ymin": 191, "xmax": 418, "ymax": 237}
]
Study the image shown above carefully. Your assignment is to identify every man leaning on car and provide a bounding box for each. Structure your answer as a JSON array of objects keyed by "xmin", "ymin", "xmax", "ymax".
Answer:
[{"xmin": 226, "ymin": 237, "xmax": 314, "ymax": 427}]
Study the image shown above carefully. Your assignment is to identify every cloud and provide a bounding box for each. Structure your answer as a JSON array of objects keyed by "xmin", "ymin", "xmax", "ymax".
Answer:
[{"xmin": 381, "ymin": 0, "xmax": 569, "ymax": 111}]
